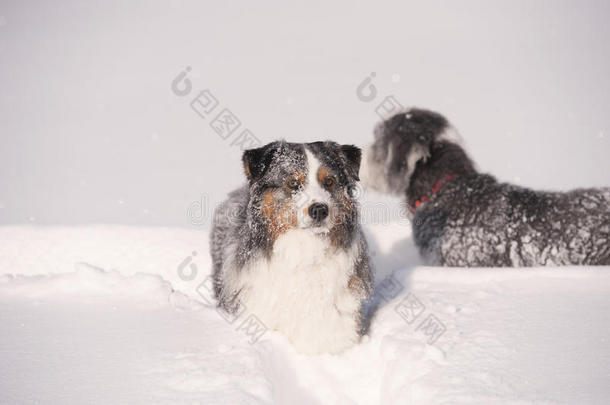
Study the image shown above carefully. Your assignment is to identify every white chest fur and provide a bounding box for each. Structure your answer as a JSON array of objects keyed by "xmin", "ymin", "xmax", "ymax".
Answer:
[{"xmin": 235, "ymin": 229, "xmax": 362, "ymax": 354}]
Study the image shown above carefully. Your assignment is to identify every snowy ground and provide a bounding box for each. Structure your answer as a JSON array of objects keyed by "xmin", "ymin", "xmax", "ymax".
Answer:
[{"xmin": 1, "ymin": 223, "xmax": 609, "ymax": 404}]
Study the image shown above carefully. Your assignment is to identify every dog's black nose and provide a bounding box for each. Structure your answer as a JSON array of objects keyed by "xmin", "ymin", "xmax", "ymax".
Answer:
[{"xmin": 308, "ymin": 203, "xmax": 329, "ymax": 221}]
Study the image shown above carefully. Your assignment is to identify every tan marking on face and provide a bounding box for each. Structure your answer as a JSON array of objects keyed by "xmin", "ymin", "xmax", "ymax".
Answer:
[
  {"xmin": 318, "ymin": 167, "xmax": 331, "ymax": 184},
  {"xmin": 329, "ymin": 224, "xmax": 347, "ymax": 249},
  {"xmin": 243, "ymin": 155, "xmax": 252, "ymax": 180},
  {"xmin": 329, "ymin": 191, "xmax": 356, "ymax": 249},
  {"xmin": 261, "ymin": 189, "xmax": 297, "ymax": 240}
]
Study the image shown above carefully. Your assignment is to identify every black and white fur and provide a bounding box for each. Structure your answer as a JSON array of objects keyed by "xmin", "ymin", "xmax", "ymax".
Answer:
[
  {"xmin": 211, "ymin": 140, "xmax": 372, "ymax": 354},
  {"xmin": 362, "ymin": 108, "xmax": 610, "ymax": 266}
]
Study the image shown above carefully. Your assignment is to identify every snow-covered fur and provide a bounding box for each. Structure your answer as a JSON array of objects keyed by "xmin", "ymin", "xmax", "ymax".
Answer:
[
  {"xmin": 210, "ymin": 140, "xmax": 372, "ymax": 354},
  {"xmin": 362, "ymin": 108, "xmax": 610, "ymax": 266}
]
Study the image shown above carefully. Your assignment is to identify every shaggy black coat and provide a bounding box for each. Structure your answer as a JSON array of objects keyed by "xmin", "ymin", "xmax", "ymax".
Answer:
[{"xmin": 363, "ymin": 108, "xmax": 610, "ymax": 266}]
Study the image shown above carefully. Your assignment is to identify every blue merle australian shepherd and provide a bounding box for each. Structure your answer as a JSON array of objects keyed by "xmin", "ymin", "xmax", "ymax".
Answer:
[
  {"xmin": 211, "ymin": 141, "xmax": 372, "ymax": 354},
  {"xmin": 361, "ymin": 108, "xmax": 610, "ymax": 267}
]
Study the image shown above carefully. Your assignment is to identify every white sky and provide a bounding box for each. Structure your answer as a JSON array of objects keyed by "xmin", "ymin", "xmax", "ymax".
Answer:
[{"xmin": 1, "ymin": 0, "xmax": 609, "ymax": 227}]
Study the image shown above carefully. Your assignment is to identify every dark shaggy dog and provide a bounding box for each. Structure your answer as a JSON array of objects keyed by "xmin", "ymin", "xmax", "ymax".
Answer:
[
  {"xmin": 210, "ymin": 140, "xmax": 372, "ymax": 354},
  {"xmin": 361, "ymin": 108, "xmax": 610, "ymax": 266}
]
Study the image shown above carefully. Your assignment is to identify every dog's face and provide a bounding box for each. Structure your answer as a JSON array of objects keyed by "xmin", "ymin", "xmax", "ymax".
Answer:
[
  {"xmin": 243, "ymin": 140, "xmax": 361, "ymax": 247},
  {"xmin": 361, "ymin": 108, "xmax": 460, "ymax": 195}
]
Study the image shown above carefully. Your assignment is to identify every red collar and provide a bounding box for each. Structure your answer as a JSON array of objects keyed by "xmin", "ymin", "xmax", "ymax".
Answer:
[{"xmin": 410, "ymin": 174, "xmax": 457, "ymax": 212}]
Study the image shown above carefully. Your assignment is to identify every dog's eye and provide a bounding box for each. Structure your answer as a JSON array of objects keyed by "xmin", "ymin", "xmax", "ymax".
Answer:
[
  {"xmin": 286, "ymin": 178, "xmax": 300, "ymax": 190},
  {"xmin": 323, "ymin": 177, "xmax": 336, "ymax": 188}
]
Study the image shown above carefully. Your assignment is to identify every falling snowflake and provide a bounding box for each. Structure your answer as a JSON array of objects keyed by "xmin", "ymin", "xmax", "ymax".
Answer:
[{"xmin": 391, "ymin": 73, "xmax": 400, "ymax": 83}]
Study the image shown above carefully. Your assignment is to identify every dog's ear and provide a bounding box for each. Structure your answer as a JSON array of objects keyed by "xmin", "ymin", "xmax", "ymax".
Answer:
[
  {"xmin": 243, "ymin": 143, "xmax": 276, "ymax": 183},
  {"xmin": 340, "ymin": 144, "xmax": 362, "ymax": 181}
]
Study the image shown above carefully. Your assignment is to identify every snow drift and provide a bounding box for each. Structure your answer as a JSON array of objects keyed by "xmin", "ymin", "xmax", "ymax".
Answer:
[{"xmin": 1, "ymin": 225, "xmax": 609, "ymax": 404}]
